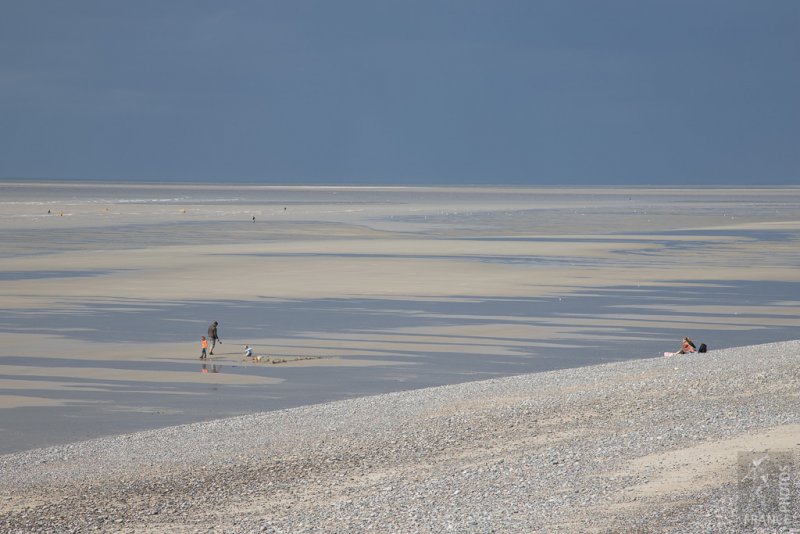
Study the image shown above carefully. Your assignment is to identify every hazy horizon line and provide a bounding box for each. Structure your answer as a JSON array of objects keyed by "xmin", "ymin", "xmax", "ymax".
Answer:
[{"xmin": 2, "ymin": 177, "xmax": 797, "ymax": 189}]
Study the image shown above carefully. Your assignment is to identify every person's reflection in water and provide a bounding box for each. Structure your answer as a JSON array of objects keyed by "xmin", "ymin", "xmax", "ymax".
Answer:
[{"xmin": 201, "ymin": 363, "xmax": 221, "ymax": 373}]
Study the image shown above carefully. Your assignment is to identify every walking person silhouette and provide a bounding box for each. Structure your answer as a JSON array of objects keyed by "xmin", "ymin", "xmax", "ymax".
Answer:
[{"xmin": 207, "ymin": 321, "xmax": 221, "ymax": 355}]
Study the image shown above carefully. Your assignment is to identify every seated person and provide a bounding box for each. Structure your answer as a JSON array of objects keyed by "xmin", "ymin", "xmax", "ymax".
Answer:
[
  {"xmin": 677, "ymin": 337, "xmax": 697, "ymax": 354},
  {"xmin": 244, "ymin": 345, "xmax": 253, "ymax": 357}
]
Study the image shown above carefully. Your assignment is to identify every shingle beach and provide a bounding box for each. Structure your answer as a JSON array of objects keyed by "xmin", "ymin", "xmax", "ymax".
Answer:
[{"xmin": 1, "ymin": 340, "xmax": 798, "ymax": 533}]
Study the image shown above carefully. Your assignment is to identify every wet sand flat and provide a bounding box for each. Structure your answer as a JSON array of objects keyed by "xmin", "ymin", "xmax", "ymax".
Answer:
[{"xmin": 1, "ymin": 183, "xmax": 799, "ymax": 453}]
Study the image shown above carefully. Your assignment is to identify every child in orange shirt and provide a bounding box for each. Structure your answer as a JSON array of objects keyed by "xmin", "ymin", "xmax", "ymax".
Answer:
[{"xmin": 201, "ymin": 336, "xmax": 209, "ymax": 359}]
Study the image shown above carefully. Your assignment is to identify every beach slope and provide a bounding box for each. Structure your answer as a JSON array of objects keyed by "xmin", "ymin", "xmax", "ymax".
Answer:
[{"xmin": 1, "ymin": 340, "xmax": 798, "ymax": 532}]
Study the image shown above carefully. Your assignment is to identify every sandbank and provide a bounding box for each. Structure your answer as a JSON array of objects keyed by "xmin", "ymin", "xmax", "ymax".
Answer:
[{"xmin": 1, "ymin": 184, "xmax": 799, "ymax": 454}]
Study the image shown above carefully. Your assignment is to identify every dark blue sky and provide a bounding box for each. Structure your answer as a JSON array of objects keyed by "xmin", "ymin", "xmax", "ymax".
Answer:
[{"xmin": 1, "ymin": 1, "xmax": 798, "ymax": 185}]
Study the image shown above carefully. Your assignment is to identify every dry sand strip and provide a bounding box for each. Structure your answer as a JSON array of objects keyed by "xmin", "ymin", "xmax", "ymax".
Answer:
[{"xmin": 1, "ymin": 341, "xmax": 798, "ymax": 533}]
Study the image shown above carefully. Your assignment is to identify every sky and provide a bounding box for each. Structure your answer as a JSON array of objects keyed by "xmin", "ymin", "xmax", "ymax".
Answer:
[{"xmin": 1, "ymin": 1, "xmax": 798, "ymax": 186}]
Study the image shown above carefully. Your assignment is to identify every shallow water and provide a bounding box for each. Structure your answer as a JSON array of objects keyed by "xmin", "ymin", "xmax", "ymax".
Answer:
[{"xmin": 1, "ymin": 183, "xmax": 799, "ymax": 453}]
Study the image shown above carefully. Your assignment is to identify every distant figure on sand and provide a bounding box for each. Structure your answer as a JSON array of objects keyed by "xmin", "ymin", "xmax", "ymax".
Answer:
[
  {"xmin": 200, "ymin": 336, "xmax": 208, "ymax": 359},
  {"xmin": 252, "ymin": 216, "xmax": 255, "ymax": 223},
  {"xmin": 665, "ymin": 337, "xmax": 697, "ymax": 357},
  {"xmin": 207, "ymin": 321, "xmax": 221, "ymax": 355},
  {"xmin": 244, "ymin": 345, "xmax": 253, "ymax": 357},
  {"xmin": 677, "ymin": 337, "xmax": 697, "ymax": 354}
]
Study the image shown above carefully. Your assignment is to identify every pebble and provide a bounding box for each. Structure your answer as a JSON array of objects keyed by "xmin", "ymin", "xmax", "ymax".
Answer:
[{"xmin": 0, "ymin": 340, "xmax": 798, "ymax": 532}]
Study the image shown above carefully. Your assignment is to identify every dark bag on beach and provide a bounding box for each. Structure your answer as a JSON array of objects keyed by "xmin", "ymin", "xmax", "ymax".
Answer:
[{"xmin": 698, "ymin": 343, "xmax": 707, "ymax": 353}]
